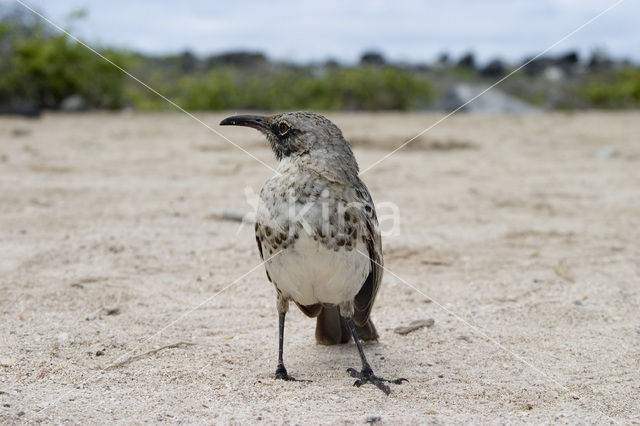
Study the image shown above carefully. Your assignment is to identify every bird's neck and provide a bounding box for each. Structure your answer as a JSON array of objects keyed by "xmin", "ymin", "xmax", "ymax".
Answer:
[{"xmin": 275, "ymin": 152, "xmax": 358, "ymax": 185}]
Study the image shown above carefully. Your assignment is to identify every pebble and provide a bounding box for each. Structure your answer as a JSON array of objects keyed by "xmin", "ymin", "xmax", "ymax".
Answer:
[
  {"xmin": 0, "ymin": 357, "xmax": 16, "ymax": 367},
  {"xmin": 595, "ymin": 146, "xmax": 619, "ymax": 159},
  {"xmin": 111, "ymin": 338, "xmax": 126, "ymax": 348},
  {"xmin": 104, "ymin": 307, "xmax": 120, "ymax": 316}
]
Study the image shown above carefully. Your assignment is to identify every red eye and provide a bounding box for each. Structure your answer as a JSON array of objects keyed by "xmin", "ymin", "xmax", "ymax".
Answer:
[{"xmin": 279, "ymin": 122, "xmax": 290, "ymax": 134}]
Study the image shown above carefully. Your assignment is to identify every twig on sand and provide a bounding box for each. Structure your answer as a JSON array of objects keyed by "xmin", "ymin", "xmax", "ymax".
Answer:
[
  {"xmin": 554, "ymin": 259, "xmax": 574, "ymax": 283},
  {"xmin": 209, "ymin": 210, "xmax": 252, "ymax": 223},
  {"xmin": 394, "ymin": 319, "xmax": 435, "ymax": 335},
  {"xmin": 105, "ymin": 342, "xmax": 195, "ymax": 370}
]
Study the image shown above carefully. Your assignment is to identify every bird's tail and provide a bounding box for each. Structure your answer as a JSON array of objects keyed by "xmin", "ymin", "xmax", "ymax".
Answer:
[{"xmin": 315, "ymin": 305, "xmax": 379, "ymax": 345}]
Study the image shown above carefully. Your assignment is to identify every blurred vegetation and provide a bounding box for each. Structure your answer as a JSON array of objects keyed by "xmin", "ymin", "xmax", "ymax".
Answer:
[
  {"xmin": 136, "ymin": 66, "xmax": 435, "ymax": 111},
  {"xmin": 1, "ymin": 5, "xmax": 639, "ymax": 113},
  {"xmin": 577, "ymin": 67, "xmax": 640, "ymax": 108},
  {"xmin": 0, "ymin": 8, "xmax": 132, "ymax": 111}
]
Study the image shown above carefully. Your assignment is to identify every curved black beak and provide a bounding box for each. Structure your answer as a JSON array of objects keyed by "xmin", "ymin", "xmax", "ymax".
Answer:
[{"xmin": 220, "ymin": 114, "xmax": 268, "ymax": 131}]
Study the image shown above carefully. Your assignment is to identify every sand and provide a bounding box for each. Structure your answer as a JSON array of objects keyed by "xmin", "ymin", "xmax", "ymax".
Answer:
[{"xmin": 0, "ymin": 111, "xmax": 639, "ymax": 424}]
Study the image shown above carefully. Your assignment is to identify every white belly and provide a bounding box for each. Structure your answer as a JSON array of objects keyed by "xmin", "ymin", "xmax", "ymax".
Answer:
[{"xmin": 265, "ymin": 231, "xmax": 370, "ymax": 306}]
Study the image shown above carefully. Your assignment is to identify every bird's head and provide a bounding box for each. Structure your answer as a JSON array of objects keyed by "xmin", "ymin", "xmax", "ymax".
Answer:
[{"xmin": 220, "ymin": 111, "xmax": 354, "ymax": 164}]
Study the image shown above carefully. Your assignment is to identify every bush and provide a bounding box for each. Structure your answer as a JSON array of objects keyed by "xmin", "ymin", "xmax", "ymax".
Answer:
[
  {"xmin": 0, "ymin": 9, "xmax": 130, "ymax": 110},
  {"xmin": 577, "ymin": 67, "xmax": 640, "ymax": 108},
  {"xmin": 156, "ymin": 66, "xmax": 435, "ymax": 111}
]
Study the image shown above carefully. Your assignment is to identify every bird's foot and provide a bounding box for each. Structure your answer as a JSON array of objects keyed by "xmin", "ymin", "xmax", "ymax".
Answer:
[
  {"xmin": 275, "ymin": 364, "xmax": 310, "ymax": 382},
  {"xmin": 347, "ymin": 365, "xmax": 407, "ymax": 395}
]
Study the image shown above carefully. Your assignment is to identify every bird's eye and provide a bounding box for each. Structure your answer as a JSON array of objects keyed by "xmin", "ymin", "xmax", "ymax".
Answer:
[{"xmin": 278, "ymin": 122, "xmax": 290, "ymax": 135}]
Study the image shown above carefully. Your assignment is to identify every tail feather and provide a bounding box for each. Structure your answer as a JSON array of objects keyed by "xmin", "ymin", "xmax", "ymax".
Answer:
[
  {"xmin": 315, "ymin": 305, "xmax": 379, "ymax": 345},
  {"xmin": 354, "ymin": 317, "xmax": 379, "ymax": 342}
]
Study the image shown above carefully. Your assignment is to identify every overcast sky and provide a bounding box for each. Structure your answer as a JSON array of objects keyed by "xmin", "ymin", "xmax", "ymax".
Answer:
[{"xmin": 9, "ymin": 0, "xmax": 640, "ymax": 64}]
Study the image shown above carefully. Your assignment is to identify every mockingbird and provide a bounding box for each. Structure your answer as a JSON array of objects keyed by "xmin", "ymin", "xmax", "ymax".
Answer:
[{"xmin": 220, "ymin": 111, "xmax": 405, "ymax": 394}]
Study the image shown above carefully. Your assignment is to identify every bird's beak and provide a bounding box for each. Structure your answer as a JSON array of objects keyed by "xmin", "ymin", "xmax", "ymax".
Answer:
[{"xmin": 220, "ymin": 114, "xmax": 268, "ymax": 131}]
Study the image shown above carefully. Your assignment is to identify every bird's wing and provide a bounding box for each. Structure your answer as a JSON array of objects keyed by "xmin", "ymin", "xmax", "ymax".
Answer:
[
  {"xmin": 254, "ymin": 222, "xmax": 272, "ymax": 283},
  {"xmin": 256, "ymin": 213, "xmax": 323, "ymax": 318},
  {"xmin": 353, "ymin": 182, "xmax": 383, "ymax": 327}
]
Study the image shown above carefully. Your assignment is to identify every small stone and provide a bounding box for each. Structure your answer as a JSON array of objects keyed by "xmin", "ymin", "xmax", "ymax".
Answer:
[
  {"xmin": 60, "ymin": 94, "xmax": 87, "ymax": 111},
  {"xmin": 111, "ymin": 338, "xmax": 125, "ymax": 348},
  {"xmin": 595, "ymin": 146, "xmax": 619, "ymax": 159},
  {"xmin": 57, "ymin": 332, "xmax": 69, "ymax": 342},
  {"xmin": 573, "ymin": 300, "xmax": 583, "ymax": 306},
  {"xmin": 11, "ymin": 128, "xmax": 30, "ymax": 137},
  {"xmin": 36, "ymin": 368, "xmax": 49, "ymax": 379},
  {"xmin": 104, "ymin": 307, "xmax": 120, "ymax": 316},
  {"xmin": 0, "ymin": 357, "xmax": 16, "ymax": 367},
  {"xmin": 108, "ymin": 245, "xmax": 125, "ymax": 254},
  {"xmin": 366, "ymin": 415, "xmax": 382, "ymax": 423}
]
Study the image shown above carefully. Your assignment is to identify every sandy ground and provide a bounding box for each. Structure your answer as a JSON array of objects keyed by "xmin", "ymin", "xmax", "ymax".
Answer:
[{"xmin": 0, "ymin": 111, "xmax": 639, "ymax": 424}]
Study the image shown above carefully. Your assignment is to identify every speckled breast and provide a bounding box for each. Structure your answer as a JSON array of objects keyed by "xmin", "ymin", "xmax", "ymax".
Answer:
[{"xmin": 255, "ymin": 167, "xmax": 371, "ymax": 305}]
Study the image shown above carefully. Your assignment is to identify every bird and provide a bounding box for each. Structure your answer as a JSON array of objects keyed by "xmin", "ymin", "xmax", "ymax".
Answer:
[{"xmin": 220, "ymin": 111, "xmax": 405, "ymax": 394}]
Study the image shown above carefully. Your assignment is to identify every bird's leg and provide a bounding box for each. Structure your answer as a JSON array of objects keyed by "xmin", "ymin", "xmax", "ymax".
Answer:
[
  {"xmin": 274, "ymin": 311, "xmax": 309, "ymax": 382},
  {"xmin": 275, "ymin": 311, "xmax": 294, "ymax": 380},
  {"xmin": 345, "ymin": 317, "xmax": 407, "ymax": 395}
]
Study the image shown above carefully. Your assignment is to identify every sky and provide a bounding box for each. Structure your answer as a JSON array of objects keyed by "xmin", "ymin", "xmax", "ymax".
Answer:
[{"xmin": 7, "ymin": 0, "xmax": 640, "ymax": 64}]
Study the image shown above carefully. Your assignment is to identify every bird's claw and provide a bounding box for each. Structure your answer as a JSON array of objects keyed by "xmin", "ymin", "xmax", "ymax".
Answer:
[
  {"xmin": 347, "ymin": 366, "xmax": 406, "ymax": 395},
  {"xmin": 275, "ymin": 364, "xmax": 310, "ymax": 382}
]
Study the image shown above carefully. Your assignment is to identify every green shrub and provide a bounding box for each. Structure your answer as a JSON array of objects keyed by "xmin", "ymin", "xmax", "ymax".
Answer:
[
  {"xmin": 155, "ymin": 66, "xmax": 435, "ymax": 111},
  {"xmin": 578, "ymin": 67, "xmax": 640, "ymax": 108},
  {"xmin": 0, "ymin": 13, "xmax": 130, "ymax": 109}
]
